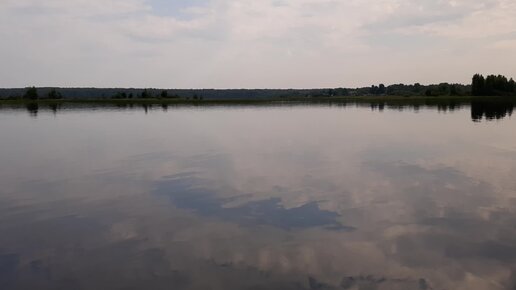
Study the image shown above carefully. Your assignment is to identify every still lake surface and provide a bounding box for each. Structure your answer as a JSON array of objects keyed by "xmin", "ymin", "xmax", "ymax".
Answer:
[{"xmin": 1, "ymin": 102, "xmax": 516, "ymax": 290}]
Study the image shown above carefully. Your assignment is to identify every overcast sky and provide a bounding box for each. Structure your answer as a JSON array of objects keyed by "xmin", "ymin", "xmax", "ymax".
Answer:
[{"xmin": 1, "ymin": 0, "xmax": 515, "ymax": 88}]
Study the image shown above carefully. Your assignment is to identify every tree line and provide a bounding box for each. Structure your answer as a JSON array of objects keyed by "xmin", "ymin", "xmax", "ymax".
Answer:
[
  {"xmin": 2, "ymin": 74, "xmax": 515, "ymax": 100},
  {"xmin": 354, "ymin": 82, "xmax": 470, "ymax": 97},
  {"xmin": 21, "ymin": 87, "xmax": 63, "ymax": 100},
  {"xmin": 472, "ymin": 74, "xmax": 516, "ymax": 96}
]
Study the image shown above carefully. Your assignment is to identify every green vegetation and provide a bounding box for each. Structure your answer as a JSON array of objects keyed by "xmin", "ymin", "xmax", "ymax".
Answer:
[
  {"xmin": 23, "ymin": 86, "xmax": 38, "ymax": 100},
  {"xmin": 47, "ymin": 88, "xmax": 63, "ymax": 99},
  {"xmin": 2, "ymin": 74, "xmax": 514, "ymax": 102},
  {"xmin": 2, "ymin": 81, "xmax": 513, "ymax": 122},
  {"xmin": 472, "ymin": 74, "xmax": 516, "ymax": 96},
  {"xmin": 141, "ymin": 89, "xmax": 150, "ymax": 99}
]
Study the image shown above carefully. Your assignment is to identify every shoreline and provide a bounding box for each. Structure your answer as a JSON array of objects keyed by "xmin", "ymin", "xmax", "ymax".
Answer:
[{"xmin": 0, "ymin": 95, "xmax": 512, "ymax": 106}]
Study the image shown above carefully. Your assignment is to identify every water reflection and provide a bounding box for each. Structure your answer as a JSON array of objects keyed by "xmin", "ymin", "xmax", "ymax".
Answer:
[
  {"xmin": 471, "ymin": 100, "xmax": 514, "ymax": 122},
  {"xmin": 0, "ymin": 98, "xmax": 514, "ymax": 122},
  {"xmin": 155, "ymin": 173, "xmax": 353, "ymax": 231},
  {"xmin": 25, "ymin": 102, "xmax": 38, "ymax": 117},
  {"xmin": 1, "ymin": 104, "xmax": 516, "ymax": 289}
]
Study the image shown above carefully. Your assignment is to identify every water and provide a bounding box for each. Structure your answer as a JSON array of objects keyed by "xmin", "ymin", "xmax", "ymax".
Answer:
[{"xmin": 1, "ymin": 103, "xmax": 516, "ymax": 290}]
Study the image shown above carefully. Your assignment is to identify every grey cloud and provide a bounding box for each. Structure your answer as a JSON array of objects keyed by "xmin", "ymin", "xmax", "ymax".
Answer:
[{"xmin": 1, "ymin": 0, "xmax": 516, "ymax": 88}]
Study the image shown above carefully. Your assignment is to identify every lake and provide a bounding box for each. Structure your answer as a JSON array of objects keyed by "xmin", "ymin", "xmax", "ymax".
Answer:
[{"xmin": 1, "ymin": 101, "xmax": 516, "ymax": 290}]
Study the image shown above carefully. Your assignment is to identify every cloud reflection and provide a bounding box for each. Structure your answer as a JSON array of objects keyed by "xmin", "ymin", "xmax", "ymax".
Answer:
[{"xmin": 1, "ymin": 105, "xmax": 516, "ymax": 289}]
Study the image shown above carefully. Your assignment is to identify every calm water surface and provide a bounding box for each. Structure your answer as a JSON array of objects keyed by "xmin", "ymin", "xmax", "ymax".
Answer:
[{"xmin": 1, "ymin": 103, "xmax": 516, "ymax": 290}]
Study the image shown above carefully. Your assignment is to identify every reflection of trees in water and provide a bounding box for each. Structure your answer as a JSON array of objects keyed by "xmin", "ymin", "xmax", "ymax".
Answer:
[
  {"xmin": 11, "ymin": 99, "xmax": 516, "ymax": 122},
  {"xmin": 471, "ymin": 100, "xmax": 514, "ymax": 122},
  {"xmin": 436, "ymin": 100, "xmax": 460, "ymax": 112},
  {"xmin": 367, "ymin": 99, "xmax": 515, "ymax": 122},
  {"xmin": 368, "ymin": 101, "xmax": 466, "ymax": 114},
  {"xmin": 49, "ymin": 103, "xmax": 61, "ymax": 115},
  {"xmin": 369, "ymin": 102, "xmax": 386, "ymax": 112},
  {"xmin": 25, "ymin": 103, "xmax": 38, "ymax": 117},
  {"xmin": 25, "ymin": 103, "xmax": 64, "ymax": 117}
]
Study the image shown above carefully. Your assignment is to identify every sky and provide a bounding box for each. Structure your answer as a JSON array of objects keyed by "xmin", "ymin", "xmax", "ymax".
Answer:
[{"xmin": 1, "ymin": 0, "xmax": 516, "ymax": 89}]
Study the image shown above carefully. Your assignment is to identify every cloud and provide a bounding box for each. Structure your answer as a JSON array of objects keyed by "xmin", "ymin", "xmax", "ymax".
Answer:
[{"xmin": 0, "ymin": 0, "xmax": 515, "ymax": 88}]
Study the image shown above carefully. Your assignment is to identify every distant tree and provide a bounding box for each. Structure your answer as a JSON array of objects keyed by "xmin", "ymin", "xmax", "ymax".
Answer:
[
  {"xmin": 414, "ymin": 83, "xmax": 422, "ymax": 92},
  {"xmin": 472, "ymin": 74, "xmax": 486, "ymax": 96},
  {"xmin": 369, "ymin": 85, "xmax": 379, "ymax": 95},
  {"xmin": 378, "ymin": 84, "xmax": 386, "ymax": 95},
  {"xmin": 47, "ymin": 88, "xmax": 63, "ymax": 99},
  {"xmin": 335, "ymin": 88, "xmax": 349, "ymax": 96},
  {"xmin": 450, "ymin": 85, "xmax": 458, "ymax": 96},
  {"xmin": 385, "ymin": 84, "xmax": 409, "ymax": 96},
  {"xmin": 141, "ymin": 89, "xmax": 149, "ymax": 99},
  {"xmin": 161, "ymin": 90, "xmax": 168, "ymax": 99},
  {"xmin": 113, "ymin": 92, "xmax": 127, "ymax": 99},
  {"xmin": 438, "ymin": 83, "xmax": 450, "ymax": 95},
  {"xmin": 24, "ymin": 86, "xmax": 38, "ymax": 100},
  {"xmin": 509, "ymin": 78, "xmax": 516, "ymax": 93},
  {"xmin": 472, "ymin": 74, "xmax": 516, "ymax": 96},
  {"xmin": 485, "ymin": 75, "xmax": 496, "ymax": 95},
  {"xmin": 494, "ymin": 75, "xmax": 508, "ymax": 92}
]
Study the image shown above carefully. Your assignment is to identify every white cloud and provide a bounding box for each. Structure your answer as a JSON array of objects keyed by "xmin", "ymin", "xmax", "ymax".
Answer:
[{"xmin": 0, "ymin": 0, "xmax": 515, "ymax": 88}]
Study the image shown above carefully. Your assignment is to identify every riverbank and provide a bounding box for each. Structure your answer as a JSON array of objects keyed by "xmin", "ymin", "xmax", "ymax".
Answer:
[{"xmin": 0, "ymin": 95, "xmax": 510, "ymax": 107}]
